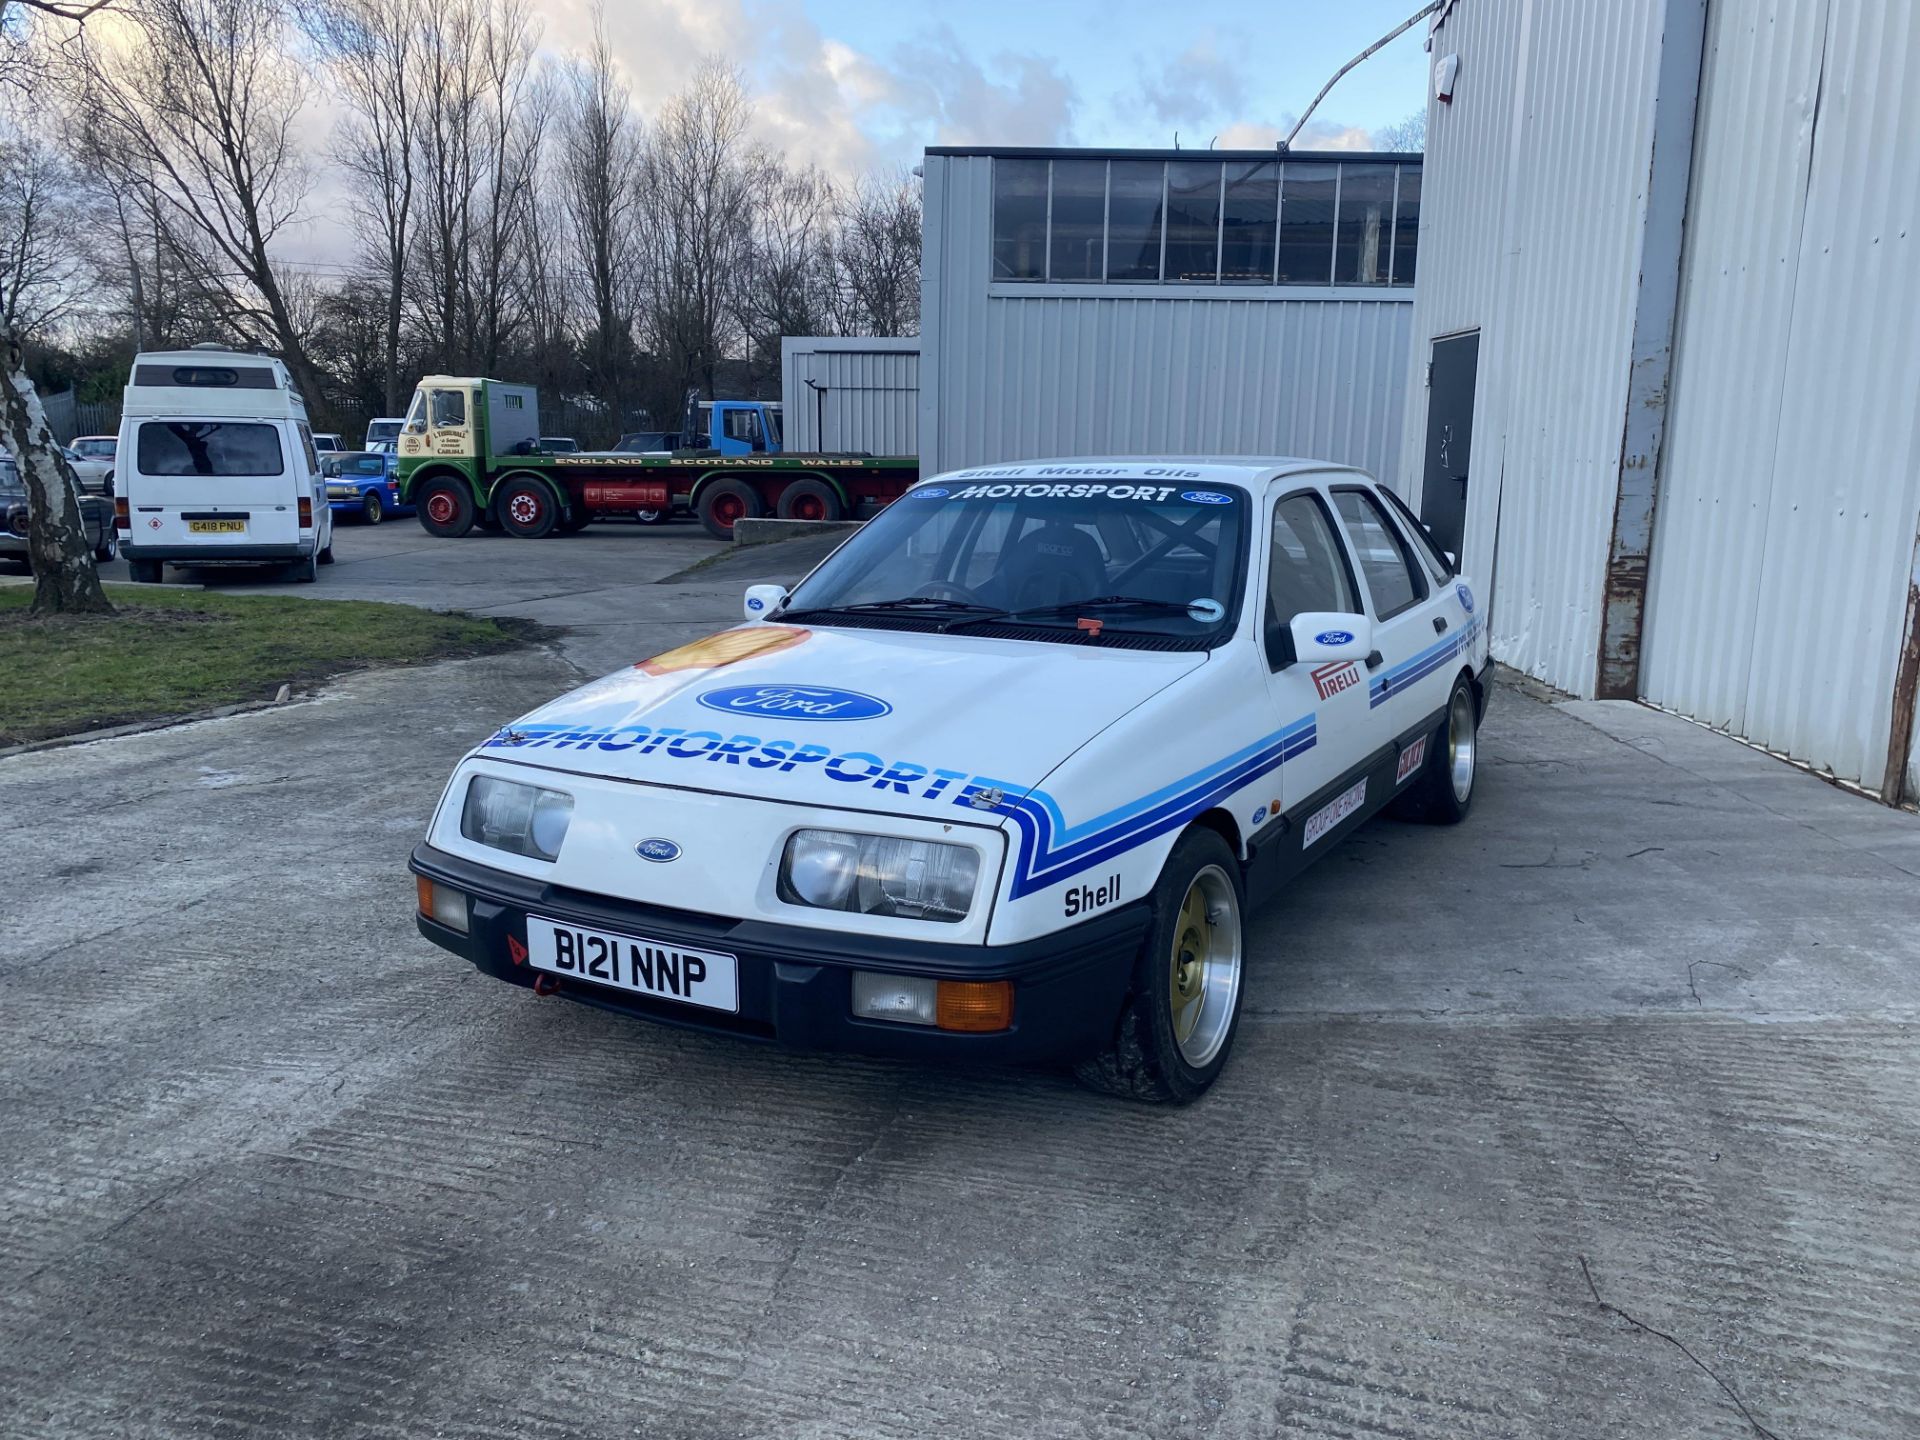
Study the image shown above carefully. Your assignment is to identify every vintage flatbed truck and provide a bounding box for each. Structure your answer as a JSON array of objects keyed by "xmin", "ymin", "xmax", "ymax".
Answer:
[{"xmin": 393, "ymin": 375, "xmax": 919, "ymax": 540}]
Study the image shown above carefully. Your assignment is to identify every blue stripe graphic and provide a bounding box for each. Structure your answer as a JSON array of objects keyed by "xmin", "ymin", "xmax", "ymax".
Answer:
[{"xmin": 1369, "ymin": 617, "xmax": 1482, "ymax": 709}]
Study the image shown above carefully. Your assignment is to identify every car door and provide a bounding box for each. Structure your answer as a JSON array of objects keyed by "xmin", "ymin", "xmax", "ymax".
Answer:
[
  {"xmin": 1329, "ymin": 483, "xmax": 1453, "ymax": 761},
  {"xmin": 1258, "ymin": 483, "xmax": 1374, "ymax": 837}
]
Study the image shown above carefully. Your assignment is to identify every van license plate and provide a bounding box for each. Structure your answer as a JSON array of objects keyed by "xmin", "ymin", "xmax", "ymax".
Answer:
[
  {"xmin": 188, "ymin": 519, "xmax": 246, "ymax": 534},
  {"xmin": 525, "ymin": 915, "xmax": 739, "ymax": 1013}
]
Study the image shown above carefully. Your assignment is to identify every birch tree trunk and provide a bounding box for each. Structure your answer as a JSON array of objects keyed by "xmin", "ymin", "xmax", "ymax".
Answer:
[{"xmin": 0, "ymin": 317, "xmax": 111, "ymax": 615}]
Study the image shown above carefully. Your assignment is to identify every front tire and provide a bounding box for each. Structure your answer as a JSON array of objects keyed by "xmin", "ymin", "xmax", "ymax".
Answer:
[
  {"xmin": 1075, "ymin": 826, "xmax": 1246, "ymax": 1104},
  {"xmin": 362, "ymin": 490, "xmax": 385, "ymax": 524},
  {"xmin": 417, "ymin": 478, "xmax": 477, "ymax": 538}
]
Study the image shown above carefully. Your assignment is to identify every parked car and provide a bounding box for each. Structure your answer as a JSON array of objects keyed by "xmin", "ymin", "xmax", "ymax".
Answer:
[
  {"xmin": 408, "ymin": 459, "xmax": 1491, "ymax": 1102},
  {"xmin": 65, "ymin": 435, "xmax": 117, "ymax": 495},
  {"xmin": 0, "ymin": 453, "xmax": 117, "ymax": 566},
  {"xmin": 324, "ymin": 450, "xmax": 410, "ymax": 524},
  {"xmin": 312, "ymin": 432, "xmax": 342, "ymax": 453},
  {"xmin": 613, "ymin": 431, "xmax": 682, "ymax": 454},
  {"xmin": 363, "ymin": 417, "xmax": 404, "ymax": 454},
  {"xmin": 539, "ymin": 435, "xmax": 579, "ymax": 453}
]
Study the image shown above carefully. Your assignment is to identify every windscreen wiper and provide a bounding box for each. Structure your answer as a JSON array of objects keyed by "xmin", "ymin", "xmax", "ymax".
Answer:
[
  {"xmin": 779, "ymin": 595, "xmax": 1005, "ymax": 621},
  {"xmin": 1004, "ymin": 594, "xmax": 1220, "ymax": 622}
]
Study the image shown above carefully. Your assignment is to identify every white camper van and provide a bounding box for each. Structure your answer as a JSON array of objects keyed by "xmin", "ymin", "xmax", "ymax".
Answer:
[{"xmin": 116, "ymin": 347, "xmax": 334, "ymax": 584}]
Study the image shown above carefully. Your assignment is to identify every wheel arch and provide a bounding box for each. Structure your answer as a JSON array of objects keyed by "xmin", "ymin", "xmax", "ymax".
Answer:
[
  {"xmin": 403, "ymin": 462, "xmax": 478, "ymax": 504},
  {"xmin": 1189, "ymin": 807, "xmax": 1250, "ymax": 863}
]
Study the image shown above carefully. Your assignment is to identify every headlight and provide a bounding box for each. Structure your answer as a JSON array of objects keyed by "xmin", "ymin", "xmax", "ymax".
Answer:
[
  {"xmin": 779, "ymin": 829, "xmax": 980, "ymax": 923},
  {"xmin": 460, "ymin": 775, "xmax": 574, "ymax": 861}
]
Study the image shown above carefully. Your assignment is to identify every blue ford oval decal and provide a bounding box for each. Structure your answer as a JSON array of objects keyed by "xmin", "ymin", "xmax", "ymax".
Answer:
[
  {"xmin": 1314, "ymin": 629, "xmax": 1355, "ymax": 646},
  {"xmin": 1456, "ymin": 582, "xmax": 1475, "ymax": 613},
  {"xmin": 1180, "ymin": 490, "xmax": 1232, "ymax": 505},
  {"xmin": 915, "ymin": 486, "xmax": 950, "ymax": 499},
  {"xmin": 697, "ymin": 685, "xmax": 893, "ymax": 721},
  {"xmin": 746, "ymin": 596, "xmax": 766, "ymax": 612},
  {"xmin": 634, "ymin": 838, "xmax": 681, "ymax": 863}
]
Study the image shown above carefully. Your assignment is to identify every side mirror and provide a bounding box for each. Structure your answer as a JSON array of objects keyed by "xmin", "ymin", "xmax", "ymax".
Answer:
[
  {"xmin": 1287, "ymin": 612, "xmax": 1372, "ymax": 666},
  {"xmin": 744, "ymin": 583, "xmax": 786, "ymax": 620}
]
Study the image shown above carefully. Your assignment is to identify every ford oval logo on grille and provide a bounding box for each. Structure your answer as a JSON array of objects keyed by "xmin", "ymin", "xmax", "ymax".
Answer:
[
  {"xmin": 697, "ymin": 685, "xmax": 892, "ymax": 721},
  {"xmin": 1314, "ymin": 629, "xmax": 1355, "ymax": 646},
  {"xmin": 634, "ymin": 838, "xmax": 681, "ymax": 863}
]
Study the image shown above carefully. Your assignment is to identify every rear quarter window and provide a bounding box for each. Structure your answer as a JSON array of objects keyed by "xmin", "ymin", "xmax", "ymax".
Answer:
[{"xmin": 136, "ymin": 422, "xmax": 286, "ymax": 477}]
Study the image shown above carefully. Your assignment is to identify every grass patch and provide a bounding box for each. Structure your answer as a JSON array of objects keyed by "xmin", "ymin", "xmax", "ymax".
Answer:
[{"xmin": 0, "ymin": 584, "xmax": 537, "ymax": 747}]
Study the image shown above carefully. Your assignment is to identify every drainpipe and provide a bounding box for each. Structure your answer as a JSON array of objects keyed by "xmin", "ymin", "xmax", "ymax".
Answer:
[{"xmin": 1594, "ymin": 0, "xmax": 1710, "ymax": 699}]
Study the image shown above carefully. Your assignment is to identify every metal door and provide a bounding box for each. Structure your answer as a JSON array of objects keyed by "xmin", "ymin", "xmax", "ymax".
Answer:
[{"xmin": 1421, "ymin": 331, "xmax": 1478, "ymax": 559}]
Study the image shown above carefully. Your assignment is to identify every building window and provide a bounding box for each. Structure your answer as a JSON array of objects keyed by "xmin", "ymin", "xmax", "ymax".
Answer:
[
  {"xmin": 1392, "ymin": 166, "xmax": 1420, "ymax": 286},
  {"xmin": 1221, "ymin": 161, "xmax": 1279, "ymax": 282},
  {"xmin": 1276, "ymin": 165, "xmax": 1338, "ymax": 284},
  {"xmin": 1334, "ymin": 164, "xmax": 1395, "ymax": 285},
  {"xmin": 991, "ymin": 158, "xmax": 1048, "ymax": 280},
  {"xmin": 990, "ymin": 155, "xmax": 1419, "ymax": 290},
  {"xmin": 1105, "ymin": 160, "xmax": 1165, "ymax": 282},
  {"xmin": 1049, "ymin": 159, "xmax": 1106, "ymax": 281},
  {"xmin": 1164, "ymin": 161, "xmax": 1223, "ymax": 283}
]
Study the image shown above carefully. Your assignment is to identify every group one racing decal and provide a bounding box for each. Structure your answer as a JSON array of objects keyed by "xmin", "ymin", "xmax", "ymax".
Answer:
[
  {"xmin": 1370, "ymin": 616, "xmax": 1483, "ymax": 709},
  {"xmin": 483, "ymin": 713, "xmax": 1319, "ymax": 900},
  {"xmin": 1303, "ymin": 779, "xmax": 1368, "ymax": 847}
]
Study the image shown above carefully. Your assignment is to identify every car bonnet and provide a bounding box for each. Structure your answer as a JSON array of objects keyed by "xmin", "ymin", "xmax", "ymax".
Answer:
[{"xmin": 472, "ymin": 623, "xmax": 1207, "ymax": 820}]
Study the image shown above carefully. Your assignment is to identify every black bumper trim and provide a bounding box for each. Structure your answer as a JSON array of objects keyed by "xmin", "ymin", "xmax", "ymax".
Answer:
[
  {"xmin": 120, "ymin": 542, "xmax": 311, "ymax": 562},
  {"xmin": 410, "ymin": 842, "xmax": 1149, "ymax": 1063}
]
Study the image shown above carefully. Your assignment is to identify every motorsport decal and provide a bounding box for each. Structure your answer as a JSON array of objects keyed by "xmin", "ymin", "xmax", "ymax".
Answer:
[
  {"xmin": 696, "ymin": 685, "xmax": 892, "ymax": 722},
  {"xmin": 1303, "ymin": 779, "xmax": 1367, "ymax": 847},
  {"xmin": 637, "ymin": 626, "xmax": 809, "ymax": 676},
  {"xmin": 483, "ymin": 713, "xmax": 1319, "ymax": 901},
  {"xmin": 1369, "ymin": 617, "xmax": 1483, "ymax": 708},
  {"xmin": 930, "ymin": 481, "xmax": 1228, "ymax": 503},
  {"xmin": 1313, "ymin": 660, "xmax": 1362, "ymax": 700},
  {"xmin": 1395, "ymin": 735, "xmax": 1429, "ymax": 783}
]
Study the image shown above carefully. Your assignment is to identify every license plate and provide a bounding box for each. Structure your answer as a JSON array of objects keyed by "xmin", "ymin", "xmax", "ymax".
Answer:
[
  {"xmin": 187, "ymin": 519, "xmax": 246, "ymax": 534},
  {"xmin": 525, "ymin": 914, "xmax": 738, "ymax": 1013}
]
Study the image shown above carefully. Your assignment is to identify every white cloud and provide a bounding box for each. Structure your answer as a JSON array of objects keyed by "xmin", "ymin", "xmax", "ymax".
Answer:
[{"xmin": 1217, "ymin": 118, "xmax": 1381, "ymax": 152}]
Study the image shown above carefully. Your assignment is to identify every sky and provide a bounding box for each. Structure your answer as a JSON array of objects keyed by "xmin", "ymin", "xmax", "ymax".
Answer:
[{"xmin": 283, "ymin": 0, "xmax": 1433, "ymax": 269}]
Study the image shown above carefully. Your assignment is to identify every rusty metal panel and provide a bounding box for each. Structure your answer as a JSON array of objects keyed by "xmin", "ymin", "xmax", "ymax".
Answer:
[
  {"xmin": 1646, "ymin": 0, "xmax": 1920, "ymax": 794},
  {"xmin": 918, "ymin": 154, "xmax": 1413, "ymax": 482},
  {"xmin": 780, "ymin": 337, "xmax": 918, "ymax": 456},
  {"xmin": 1399, "ymin": 0, "xmax": 1668, "ymax": 697}
]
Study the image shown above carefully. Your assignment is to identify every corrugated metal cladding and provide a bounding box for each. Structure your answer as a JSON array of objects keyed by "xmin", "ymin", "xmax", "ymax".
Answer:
[
  {"xmin": 1645, "ymin": 0, "xmax": 1920, "ymax": 797},
  {"xmin": 779, "ymin": 337, "xmax": 918, "ymax": 456},
  {"xmin": 1397, "ymin": 0, "xmax": 1665, "ymax": 696},
  {"xmin": 919, "ymin": 154, "xmax": 1413, "ymax": 482}
]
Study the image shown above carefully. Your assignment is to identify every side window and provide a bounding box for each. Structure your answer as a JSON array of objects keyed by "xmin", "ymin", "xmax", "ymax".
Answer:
[
  {"xmin": 430, "ymin": 389, "xmax": 466, "ymax": 428},
  {"xmin": 1332, "ymin": 488, "xmax": 1428, "ymax": 620},
  {"xmin": 1265, "ymin": 492, "xmax": 1360, "ymax": 668},
  {"xmin": 296, "ymin": 422, "xmax": 319, "ymax": 473},
  {"xmin": 723, "ymin": 409, "xmax": 763, "ymax": 445},
  {"xmin": 1377, "ymin": 483, "xmax": 1455, "ymax": 580}
]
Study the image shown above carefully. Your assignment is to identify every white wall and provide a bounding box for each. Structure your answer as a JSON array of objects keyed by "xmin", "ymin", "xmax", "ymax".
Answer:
[
  {"xmin": 1644, "ymin": 0, "xmax": 1920, "ymax": 797},
  {"xmin": 780, "ymin": 337, "xmax": 919, "ymax": 456},
  {"xmin": 919, "ymin": 153, "xmax": 1413, "ymax": 483},
  {"xmin": 1397, "ymin": 0, "xmax": 1666, "ymax": 696}
]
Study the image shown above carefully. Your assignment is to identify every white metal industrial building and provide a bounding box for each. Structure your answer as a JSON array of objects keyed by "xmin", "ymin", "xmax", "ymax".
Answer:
[
  {"xmin": 917, "ymin": 146, "xmax": 1421, "ymax": 481},
  {"xmin": 1401, "ymin": 0, "xmax": 1920, "ymax": 805},
  {"xmin": 779, "ymin": 336, "xmax": 919, "ymax": 456}
]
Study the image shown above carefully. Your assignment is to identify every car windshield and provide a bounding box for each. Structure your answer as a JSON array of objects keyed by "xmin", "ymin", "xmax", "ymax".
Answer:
[
  {"xmin": 782, "ymin": 474, "xmax": 1249, "ymax": 642},
  {"xmin": 74, "ymin": 439, "xmax": 114, "ymax": 458}
]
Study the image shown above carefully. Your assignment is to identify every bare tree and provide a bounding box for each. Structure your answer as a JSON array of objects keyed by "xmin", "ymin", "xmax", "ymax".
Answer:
[
  {"xmin": 0, "ymin": 127, "xmax": 88, "ymax": 336},
  {"xmin": 1374, "ymin": 107, "xmax": 1426, "ymax": 153},
  {"xmin": 735, "ymin": 156, "xmax": 837, "ymax": 386},
  {"xmin": 556, "ymin": 11, "xmax": 641, "ymax": 420},
  {"xmin": 463, "ymin": 0, "xmax": 541, "ymax": 375},
  {"xmin": 65, "ymin": 0, "xmax": 322, "ymax": 406},
  {"xmin": 637, "ymin": 60, "xmax": 754, "ymax": 409},
  {"xmin": 834, "ymin": 171, "xmax": 921, "ymax": 337},
  {"xmin": 301, "ymin": 0, "xmax": 425, "ymax": 415},
  {"xmin": 408, "ymin": 0, "xmax": 479, "ymax": 371}
]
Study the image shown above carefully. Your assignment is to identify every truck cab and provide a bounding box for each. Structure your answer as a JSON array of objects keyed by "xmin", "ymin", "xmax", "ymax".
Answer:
[{"xmin": 700, "ymin": 401, "xmax": 783, "ymax": 456}]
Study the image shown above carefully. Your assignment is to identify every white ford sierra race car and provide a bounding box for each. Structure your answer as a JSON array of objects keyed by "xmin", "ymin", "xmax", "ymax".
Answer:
[{"xmin": 411, "ymin": 459, "xmax": 1490, "ymax": 1101}]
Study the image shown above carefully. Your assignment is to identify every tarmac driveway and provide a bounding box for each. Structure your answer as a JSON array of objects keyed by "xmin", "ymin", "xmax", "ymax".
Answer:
[{"xmin": 4, "ymin": 546, "xmax": 1919, "ymax": 1437}]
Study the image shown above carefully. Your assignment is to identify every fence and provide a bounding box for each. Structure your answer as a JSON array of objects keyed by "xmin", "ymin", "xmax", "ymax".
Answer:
[{"xmin": 40, "ymin": 391, "xmax": 121, "ymax": 445}]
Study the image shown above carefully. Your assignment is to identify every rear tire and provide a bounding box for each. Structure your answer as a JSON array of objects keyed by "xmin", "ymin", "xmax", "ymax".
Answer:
[
  {"xmin": 128, "ymin": 559, "xmax": 162, "ymax": 584},
  {"xmin": 557, "ymin": 506, "xmax": 593, "ymax": 533},
  {"xmin": 318, "ymin": 540, "xmax": 335, "ymax": 565},
  {"xmin": 94, "ymin": 530, "xmax": 117, "ymax": 562},
  {"xmin": 495, "ymin": 475, "xmax": 559, "ymax": 538},
  {"xmin": 417, "ymin": 478, "xmax": 477, "ymax": 538},
  {"xmin": 696, "ymin": 478, "xmax": 764, "ymax": 540},
  {"xmin": 1075, "ymin": 827, "xmax": 1246, "ymax": 1104},
  {"xmin": 362, "ymin": 490, "xmax": 384, "ymax": 524},
  {"xmin": 775, "ymin": 478, "xmax": 843, "ymax": 523},
  {"xmin": 634, "ymin": 508, "xmax": 672, "ymax": 526},
  {"xmin": 292, "ymin": 552, "xmax": 318, "ymax": 583},
  {"xmin": 1392, "ymin": 675, "xmax": 1478, "ymax": 824}
]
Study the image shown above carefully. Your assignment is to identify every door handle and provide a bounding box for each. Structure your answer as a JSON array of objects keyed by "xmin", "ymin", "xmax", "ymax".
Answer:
[
  {"xmin": 1365, "ymin": 650, "xmax": 1384, "ymax": 670},
  {"xmin": 1433, "ymin": 616, "xmax": 1449, "ymax": 634}
]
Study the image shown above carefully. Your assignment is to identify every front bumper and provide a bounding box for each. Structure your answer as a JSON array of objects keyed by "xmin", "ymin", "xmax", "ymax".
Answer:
[{"xmin": 410, "ymin": 842, "xmax": 1148, "ymax": 1064}]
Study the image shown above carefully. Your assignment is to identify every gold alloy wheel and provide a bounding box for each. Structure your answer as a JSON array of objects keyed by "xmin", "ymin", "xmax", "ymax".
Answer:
[{"xmin": 1167, "ymin": 863, "xmax": 1243, "ymax": 1068}]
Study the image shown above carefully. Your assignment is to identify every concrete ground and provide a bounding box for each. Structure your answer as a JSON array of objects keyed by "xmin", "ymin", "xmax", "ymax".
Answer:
[{"xmin": 6, "ymin": 518, "xmax": 1919, "ymax": 1438}]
